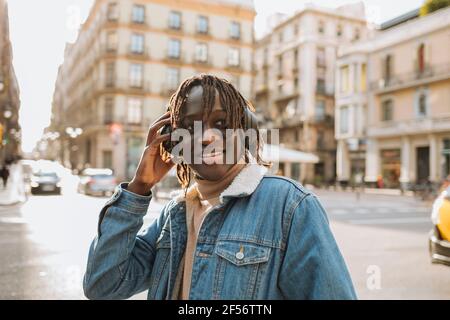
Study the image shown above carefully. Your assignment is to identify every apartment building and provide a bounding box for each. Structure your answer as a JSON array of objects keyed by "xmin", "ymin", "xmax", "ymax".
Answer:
[
  {"xmin": 0, "ymin": 0, "xmax": 21, "ymax": 164},
  {"xmin": 336, "ymin": 7, "xmax": 450, "ymax": 189},
  {"xmin": 49, "ymin": 0, "xmax": 255, "ymax": 180},
  {"xmin": 254, "ymin": 2, "xmax": 368, "ymax": 184}
]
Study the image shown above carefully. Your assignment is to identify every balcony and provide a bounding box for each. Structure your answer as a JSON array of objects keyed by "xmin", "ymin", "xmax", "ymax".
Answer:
[
  {"xmin": 311, "ymin": 114, "xmax": 334, "ymax": 126},
  {"xmin": 274, "ymin": 88, "xmax": 299, "ymax": 103},
  {"xmin": 192, "ymin": 54, "xmax": 212, "ymax": 68},
  {"xmin": 367, "ymin": 115, "xmax": 450, "ymax": 138},
  {"xmin": 127, "ymin": 46, "xmax": 150, "ymax": 60},
  {"xmin": 316, "ymin": 81, "xmax": 333, "ymax": 96},
  {"xmin": 225, "ymin": 63, "xmax": 243, "ymax": 73},
  {"xmin": 160, "ymin": 84, "xmax": 179, "ymax": 98},
  {"xmin": 98, "ymin": 79, "xmax": 152, "ymax": 95},
  {"xmin": 370, "ymin": 62, "xmax": 450, "ymax": 94},
  {"xmin": 163, "ymin": 52, "xmax": 185, "ymax": 65}
]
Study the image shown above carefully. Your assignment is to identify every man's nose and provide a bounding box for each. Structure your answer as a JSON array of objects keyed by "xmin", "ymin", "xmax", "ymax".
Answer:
[{"xmin": 200, "ymin": 123, "xmax": 222, "ymax": 145}]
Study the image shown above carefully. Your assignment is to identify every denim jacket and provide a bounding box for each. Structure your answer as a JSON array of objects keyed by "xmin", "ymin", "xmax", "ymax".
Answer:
[{"xmin": 83, "ymin": 163, "xmax": 357, "ymax": 300}]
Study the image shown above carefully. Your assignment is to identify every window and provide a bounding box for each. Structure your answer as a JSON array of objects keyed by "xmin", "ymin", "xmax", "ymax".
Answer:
[
  {"xmin": 318, "ymin": 20, "xmax": 324, "ymax": 34},
  {"xmin": 127, "ymin": 98, "xmax": 143, "ymax": 124},
  {"xmin": 340, "ymin": 106, "xmax": 349, "ymax": 134},
  {"xmin": 228, "ymin": 48, "xmax": 240, "ymax": 66},
  {"xmin": 278, "ymin": 55, "xmax": 283, "ymax": 76},
  {"xmin": 107, "ymin": 2, "xmax": 119, "ymax": 21},
  {"xmin": 106, "ymin": 62, "xmax": 115, "ymax": 87},
  {"xmin": 294, "ymin": 77, "xmax": 299, "ymax": 89},
  {"xmin": 317, "ymin": 130, "xmax": 325, "ymax": 149},
  {"xmin": 195, "ymin": 43, "xmax": 208, "ymax": 62},
  {"xmin": 317, "ymin": 77, "xmax": 326, "ymax": 94},
  {"xmin": 415, "ymin": 89, "xmax": 428, "ymax": 117},
  {"xmin": 316, "ymin": 100, "xmax": 326, "ymax": 120},
  {"xmin": 197, "ymin": 16, "xmax": 208, "ymax": 34},
  {"xmin": 384, "ymin": 54, "xmax": 392, "ymax": 83},
  {"xmin": 354, "ymin": 28, "xmax": 360, "ymax": 41},
  {"xmin": 294, "ymin": 24, "xmax": 299, "ymax": 36},
  {"xmin": 129, "ymin": 63, "xmax": 143, "ymax": 87},
  {"xmin": 168, "ymin": 39, "xmax": 181, "ymax": 58},
  {"xmin": 317, "ymin": 47, "xmax": 325, "ymax": 66},
  {"xmin": 381, "ymin": 99, "xmax": 393, "ymax": 121},
  {"xmin": 418, "ymin": 94, "xmax": 427, "ymax": 117},
  {"xmin": 337, "ymin": 24, "xmax": 342, "ymax": 37},
  {"xmin": 361, "ymin": 63, "xmax": 367, "ymax": 92},
  {"xmin": 131, "ymin": 33, "xmax": 144, "ymax": 53},
  {"xmin": 417, "ymin": 43, "xmax": 425, "ymax": 74},
  {"xmin": 340, "ymin": 65, "xmax": 349, "ymax": 94},
  {"xmin": 132, "ymin": 4, "xmax": 145, "ymax": 23},
  {"xmin": 169, "ymin": 11, "xmax": 181, "ymax": 29},
  {"xmin": 104, "ymin": 97, "xmax": 114, "ymax": 124},
  {"xmin": 102, "ymin": 150, "xmax": 113, "ymax": 169},
  {"xmin": 106, "ymin": 31, "xmax": 117, "ymax": 51},
  {"xmin": 230, "ymin": 21, "xmax": 241, "ymax": 39},
  {"xmin": 166, "ymin": 67, "xmax": 180, "ymax": 90}
]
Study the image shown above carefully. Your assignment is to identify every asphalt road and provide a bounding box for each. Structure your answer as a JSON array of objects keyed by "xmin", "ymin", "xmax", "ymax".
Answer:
[{"xmin": 0, "ymin": 182, "xmax": 448, "ymax": 299}]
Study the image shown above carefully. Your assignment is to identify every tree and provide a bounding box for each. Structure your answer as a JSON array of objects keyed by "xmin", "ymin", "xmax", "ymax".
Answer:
[{"xmin": 420, "ymin": 0, "xmax": 450, "ymax": 16}]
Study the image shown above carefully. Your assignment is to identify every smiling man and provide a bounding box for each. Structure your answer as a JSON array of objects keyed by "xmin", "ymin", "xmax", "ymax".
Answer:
[{"xmin": 83, "ymin": 74, "xmax": 356, "ymax": 300}]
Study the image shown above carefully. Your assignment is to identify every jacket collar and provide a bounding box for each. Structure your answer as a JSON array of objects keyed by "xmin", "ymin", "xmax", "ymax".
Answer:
[{"xmin": 171, "ymin": 154, "xmax": 268, "ymax": 204}]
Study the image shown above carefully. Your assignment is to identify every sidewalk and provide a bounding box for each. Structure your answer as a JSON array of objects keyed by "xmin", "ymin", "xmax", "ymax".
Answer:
[{"xmin": 0, "ymin": 163, "xmax": 27, "ymax": 206}]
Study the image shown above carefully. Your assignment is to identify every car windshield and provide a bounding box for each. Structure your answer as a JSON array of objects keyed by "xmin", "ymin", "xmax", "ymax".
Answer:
[
  {"xmin": 92, "ymin": 174, "xmax": 113, "ymax": 179},
  {"xmin": 35, "ymin": 172, "xmax": 58, "ymax": 178}
]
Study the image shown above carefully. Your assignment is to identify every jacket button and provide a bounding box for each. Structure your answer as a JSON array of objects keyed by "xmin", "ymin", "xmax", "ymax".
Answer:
[{"xmin": 235, "ymin": 252, "xmax": 244, "ymax": 260}]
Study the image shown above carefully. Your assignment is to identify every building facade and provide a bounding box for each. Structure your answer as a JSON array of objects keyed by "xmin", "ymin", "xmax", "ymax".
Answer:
[
  {"xmin": 336, "ymin": 7, "xmax": 450, "ymax": 189},
  {"xmin": 49, "ymin": 0, "xmax": 255, "ymax": 180},
  {"xmin": 0, "ymin": 0, "xmax": 21, "ymax": 164},
  {"xmin": 254, "ymin": 2, "xmax": 368, "ymax": 185}
]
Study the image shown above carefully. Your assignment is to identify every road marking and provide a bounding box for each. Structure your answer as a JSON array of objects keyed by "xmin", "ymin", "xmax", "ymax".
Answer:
[{"xmin": 349, "ymin": 217, "xmax": 431, "ymax": 225}]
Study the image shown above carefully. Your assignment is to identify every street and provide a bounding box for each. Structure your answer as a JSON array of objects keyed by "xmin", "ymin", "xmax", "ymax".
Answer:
[{"xmin": 0, "ymin": 173, "xmax": 449, "ymax": 300}]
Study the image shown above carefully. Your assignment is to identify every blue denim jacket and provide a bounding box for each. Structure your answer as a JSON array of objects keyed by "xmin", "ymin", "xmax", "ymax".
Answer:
[{"xmin": 83, "ymin": 163, "xmax": 357, "ymax": 300}]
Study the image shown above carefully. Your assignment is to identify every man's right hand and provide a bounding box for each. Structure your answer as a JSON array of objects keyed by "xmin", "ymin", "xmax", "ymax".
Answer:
[{"xmin": 127, "ymin": 111, "xmax": 175, "ymax": 196}]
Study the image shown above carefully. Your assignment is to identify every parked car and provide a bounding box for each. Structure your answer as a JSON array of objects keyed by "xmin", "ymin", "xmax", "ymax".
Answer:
[
  {"xmin": 78, "ymin": 168, "xmax": 116, "ymax": 196},
  {"xmin": 30, "ymin": 171, "xmax": 61, "ymax": 195},
  {"xmin": 429, "ymin": 185, "xmax": 450, "ymax": 266}
]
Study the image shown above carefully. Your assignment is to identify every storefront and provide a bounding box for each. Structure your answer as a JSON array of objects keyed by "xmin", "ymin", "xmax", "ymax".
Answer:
[{"xmin": 380, "ymin": 149, "xmax": 401, "ymax": 188}]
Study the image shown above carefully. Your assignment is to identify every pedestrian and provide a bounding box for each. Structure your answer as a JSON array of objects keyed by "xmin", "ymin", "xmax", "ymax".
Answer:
[
  {"xmin": 83, "ymin": 74, "xmax": 356, "ymax": 300},
  {"xmin": 0, "ymin": 165, "xmax": 10, "ymax": 189}
]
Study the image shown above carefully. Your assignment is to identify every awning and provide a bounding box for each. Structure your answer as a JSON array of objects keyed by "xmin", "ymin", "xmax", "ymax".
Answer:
[{"xmin": 262, "ymin": 144, "xmax": 319, "ymax": 164}]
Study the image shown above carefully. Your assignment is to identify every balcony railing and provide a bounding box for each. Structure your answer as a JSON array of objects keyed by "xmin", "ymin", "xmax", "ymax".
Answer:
[
  {"xmin": 311, "ymin": 114, "xmax": 334, "ymax": 126},
  {"xmin": 99, "ymin": 78, "xmax": 152, "ymax": 94},
  {"xmin": 192, "ymin": 54, "xmax": 212, "ymax": 67},
  {"xmin": 367, "ymin": 115, "xmax": 450, "ymax": 137},
  {"xmin": 274, "ymin": 88, "xmax": 299, "ymax": 102},
  {"xmin": 370, "ymin": 62, "xmax": 450, "ymax": 93},
  {"xmin": 127, "ymin": 46, "xmax": 150, "ymax": 59}
]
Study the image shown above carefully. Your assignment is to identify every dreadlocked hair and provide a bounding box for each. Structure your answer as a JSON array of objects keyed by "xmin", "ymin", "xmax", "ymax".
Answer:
[{"xmin": 159, "ymin": 74, "xmax": 272, "ymax": 195}]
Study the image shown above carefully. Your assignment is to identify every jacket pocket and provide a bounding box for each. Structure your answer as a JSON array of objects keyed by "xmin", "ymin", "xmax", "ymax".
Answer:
[
  {"xmin": 215, "ymin": 241, "xmax": 270, "ymax": 266},
  {"xmin": 213, "ymin": 240, "xmax": 271, "ymax": 299}
]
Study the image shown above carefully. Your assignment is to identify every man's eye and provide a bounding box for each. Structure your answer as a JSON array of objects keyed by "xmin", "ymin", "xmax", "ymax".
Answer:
[{"xmin": 215, "ymin": 120, "xmax": 226, "ymax": 127}]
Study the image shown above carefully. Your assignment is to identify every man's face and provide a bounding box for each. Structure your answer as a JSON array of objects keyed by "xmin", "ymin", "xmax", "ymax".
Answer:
[{"xmin": 177, "ymin": 85, "xmax": 245, "ymax": 181}]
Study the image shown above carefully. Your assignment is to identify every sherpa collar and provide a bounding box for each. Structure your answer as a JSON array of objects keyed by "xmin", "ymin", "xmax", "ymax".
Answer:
[{"xmin": 171, "ymin": 155, "xmax": 268, "ymax": 204}]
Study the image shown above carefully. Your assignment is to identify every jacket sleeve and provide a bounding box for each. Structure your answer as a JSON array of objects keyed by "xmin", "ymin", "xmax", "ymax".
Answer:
[
  {"xmin": 83, "ymin": 182, "xmax": 169, "ymax": 300},
  {"xmin": 278, "ymin": 193, "xmax": 357, "ymax": 300}
]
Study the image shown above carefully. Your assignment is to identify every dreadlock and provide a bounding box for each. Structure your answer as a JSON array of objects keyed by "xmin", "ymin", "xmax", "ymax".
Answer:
[{"xmin": 159, "ymin": 74, "xmax": 272, "ymax": 195}]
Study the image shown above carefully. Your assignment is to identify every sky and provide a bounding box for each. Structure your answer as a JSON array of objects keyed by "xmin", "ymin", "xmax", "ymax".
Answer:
[{"xmin": 7, "ymin": 0, "xmax": 424, "ymax": 153}]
